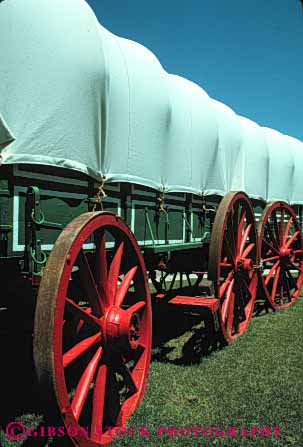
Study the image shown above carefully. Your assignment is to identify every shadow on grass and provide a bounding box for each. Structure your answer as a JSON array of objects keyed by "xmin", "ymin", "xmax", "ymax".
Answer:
[
  {"xmin": 151, "ymin": 299, "xmax": 227, "ymax": 365},
  {"xmin": 0, "ymin": 329, "xmax": 73, "ymax": 447},
  {"xmin": 0, "ymin": 269, "xmax": 72, "ymax": 447},
  {"xmin": 253, "ymin": 280, "xmax": 275, "ymax": 318},
  {"xmin": 0, "ymin": 279, "xmax": 227, "ymax": 446},
  {"xmin": 0, "ymin": 270, "xmax": 41, "ymax": 422}
]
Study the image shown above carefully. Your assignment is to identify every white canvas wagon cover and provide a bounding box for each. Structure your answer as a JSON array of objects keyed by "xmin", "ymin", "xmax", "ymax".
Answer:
[{"xmin": 1, "ymin": 0, "xmax": 303, "ymax": 204}]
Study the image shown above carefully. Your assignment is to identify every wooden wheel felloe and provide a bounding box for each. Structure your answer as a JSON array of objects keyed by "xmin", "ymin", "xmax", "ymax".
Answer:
[
  {"xmin": 209, "ymin": 192, "xmax": 259, "ymax": 342},
  {"xmin": 258, "ymin": 201, "xmax": 303, "ymax": 310},
  {"xmin": 34, "ymin": 212, "xmax": 151, "ymax": 446}
]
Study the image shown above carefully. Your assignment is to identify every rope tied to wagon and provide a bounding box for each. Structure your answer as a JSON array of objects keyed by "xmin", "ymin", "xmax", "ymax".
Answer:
[
  {"xmin": 155, "ymin": 192, "xmax": 169, "ymax": 240},
  {"xmin": 93, "ymin": 176, "xmax": 107, "ymax": 212},
  {"xmin": 201, "ymin": 194, "xmax": 216, "ymax": 214},
  {"xmin": 157, "ymin": 192, "xmax": 167, "ymax": 215}
]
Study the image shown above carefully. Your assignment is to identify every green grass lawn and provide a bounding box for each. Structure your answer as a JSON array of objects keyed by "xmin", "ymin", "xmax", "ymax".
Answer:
[
  {"xmin": 1, "ymin": 298, "xmax": 302, "ymax": 447},
  {"xmin": 110, "ymin": 299, "xmax": 303, "ymax": 447}
]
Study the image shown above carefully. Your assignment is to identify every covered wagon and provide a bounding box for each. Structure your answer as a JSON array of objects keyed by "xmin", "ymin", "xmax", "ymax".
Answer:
[{"xmin": 1, "ymin": 0, "xmax": 303, "ymax": 445}]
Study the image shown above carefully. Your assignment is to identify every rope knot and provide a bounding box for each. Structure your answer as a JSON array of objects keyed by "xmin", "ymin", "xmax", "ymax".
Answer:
[
  {"xmin": 93, "ymin": 176, "xmax": 107, "ymax": 212},
  {"xmin": 157, "ymin": 192, "xmax": 167, "ymax": 214}
]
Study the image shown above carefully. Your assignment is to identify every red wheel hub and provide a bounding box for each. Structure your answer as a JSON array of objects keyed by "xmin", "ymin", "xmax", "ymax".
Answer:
[
  {"xmin": 278, "ymin": 247, "xmax": 292, "ymax": 259},
  {"xmin": 103, "ymin": 307, "xmax": 141, "ymax": 350}
]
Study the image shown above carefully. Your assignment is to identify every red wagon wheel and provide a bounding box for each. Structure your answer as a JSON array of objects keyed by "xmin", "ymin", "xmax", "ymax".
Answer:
[
  {"xmin": 258, "ymin": 201, "xmax": 303, "ymax": 310},
  {"xmin": 34, "ymin": 212, "xmax": 151, "ymax": 446},
  {"xmin": 208, "ymin": 192, "xmax": 259, "ymax": 342}
]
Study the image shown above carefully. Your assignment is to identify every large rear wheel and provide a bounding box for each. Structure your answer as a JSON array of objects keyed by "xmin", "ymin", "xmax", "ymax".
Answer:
[
  {"xmin": 258, "ymin": 201, "xmax": 303, "ymax": 310},
  {"xmin": 34, "ymin": 212, "xmax": 151, "ymax": 446},
  {"xmin": 208, "ymin": 192, "xmax": 259, "ymax": 342}
]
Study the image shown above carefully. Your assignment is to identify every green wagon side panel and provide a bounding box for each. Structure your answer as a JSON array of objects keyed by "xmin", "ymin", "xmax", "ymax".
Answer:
[
  {"xmin": 192, "ymin": 211, "xmax": 203, "ymax": 240},
  {"xmin": 167, "ymin": 208, "xmax": 184, "ymax": 241},
  {"xmin": 133, "ymin": 205, "xmax": 166, "ymax": 243},
  {"xmin": 16, "ymin": 191, "xmax": 119, "ymax": 249},
  {"xmin": 0, "ymin": 179, "xmax": 11, "ymax": 227},
  {"xmin": 132, "ymin": 202, "xmax": 185, "ymax": 244},
  {"xmin": 17, "ymin": 194, "xmax": 87, "ymax": 246}
]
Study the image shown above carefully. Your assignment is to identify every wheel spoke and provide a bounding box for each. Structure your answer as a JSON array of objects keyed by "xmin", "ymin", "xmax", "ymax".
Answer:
[
  {"xmin": 239, "ymin": 223, "xmax": 252, "ymax": 256},
  {"xmin": 271, "ymin": 266, "xmax": 281, "ymax": 300},
  {"xmin": 242, "ymin": 242, "xmax": 254, "ymax": 259},
  {"xmin": 117, "ymin": 361, "xmax": 137, "ymax": 395},
  {"xmin": 226, "ymin": 290, "xmax": 235, "ymax": 335},
  {"xmin": 223, "ymin": 237, "xmax": 235, "ymax": 263},
  {"xmin": 123, "ymin": 344, "xmax": 147, "ymax": 393},
  {"xmin": 115, "ymin": 266, "xmax": 138, "ymax": 308},
  {"xmin": 115, "ymin": 361, "xmax": 140, "ymax": 423},
  {"xmin": 262, "ymin": 255, "xmax": 279, "ymax": 263},
  {"xmin": 76, "ymin": 307, "xmax": 92, "ymax": 333},
  {"xmin": 283, "ymin": 217, "xmax": 293, "ymax": 244},
  {"xmin": 265, "ymin": 261, "xmax": 280, "ymax": 285},
  {"xmin": 263, "ymin": 221, "xmax": 279, "ymax": 253},
  {"xmin": 238, "ymin": 283, "xmax": 247, "ymax": 321},
  {"xmin": 285, "ymin": 231, "xmax": 299, "ymax": 248},
  {"xmin": 108, "ymin": 242, "xmax": 124, "ymax": 306},
  {"xmin": 219, "ymin": 271, "xmax": 233, "ymax": 297},
  {"xmin": 237, "ymin": 210, "xmax": 246, "ymax": 254},
  {"xmin": 294, "ymin": 249, "xmax": 303, "ymax": 255},
  {"xmin": 238, "ymin": 274, "xmax": 252, "ymax": 301},
  {"xmin": 65, "ymin": 298, "xmax": 101, "ymax": 329},
  {"xmin": 285, "ymin": 268, "xmax": 298, "ymax": 291},
  {"xmin": 282, "ymin": 269, "xmax": 291, "ymax": 302},
  {"xmin": 279, "ymin": 208, "xmax": 285, "ymax": 243},
  {"xmin": 263, "ymin": 235, "xmax": 279, "ymax": 254},
  {"xmin": 71, "ymin": 346, "xmax": 103, "ymax": 421},
  {"xmin": 126, "ymin": 300, "xmax": 146, "ymax": 316},
  {"xmin": 77, "ymin": 250, "xmax": 103, "ymax": 316},
  {"xmin": 272, "ymin": 211, "xmax": 280, "ymax": 244},
  {"xmin": 288, "ymin": 260, "xmax": 302, "ymax": 272},
  {"xmin": 221, "ymin": 279, "xmax": 234, "ymax": 323},
  {"xmin": 220, "ymin": 262, "xmax": 233, "ymax": 268},
  {"xmin": 63, "ymin": 333, "xmax": 101, "ymax": 368},
  {"xmin": 96, "ymin": 234, "xmax": 109, "ymax": 308},
  {"xmin": 229, "ymin": 207, "xmax": 237, "ymax": 253},
  {"xmin": 91, "ymin": 364, "xmax": 107, "ymax": 442}
]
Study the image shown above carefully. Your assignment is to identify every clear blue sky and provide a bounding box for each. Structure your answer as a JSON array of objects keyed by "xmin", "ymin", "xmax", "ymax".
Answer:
[{"xmin": 86, "ymin": 0, "xmax": 303, "ymax": 141}]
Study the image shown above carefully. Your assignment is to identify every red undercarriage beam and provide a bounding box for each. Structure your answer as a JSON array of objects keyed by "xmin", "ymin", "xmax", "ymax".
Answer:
[{"xmin": 168, "ymin": 296, "xmax": 219, "ymax": 313}]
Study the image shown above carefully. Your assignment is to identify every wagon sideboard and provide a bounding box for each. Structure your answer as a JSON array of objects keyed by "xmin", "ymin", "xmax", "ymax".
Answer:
[
  {"xmin": 0, "ymin": 164, "xmax": 213, "ymax": 267},
  {"xmin": 1, "ymin": 164, "xmax": 302, "ymax": 260}
]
